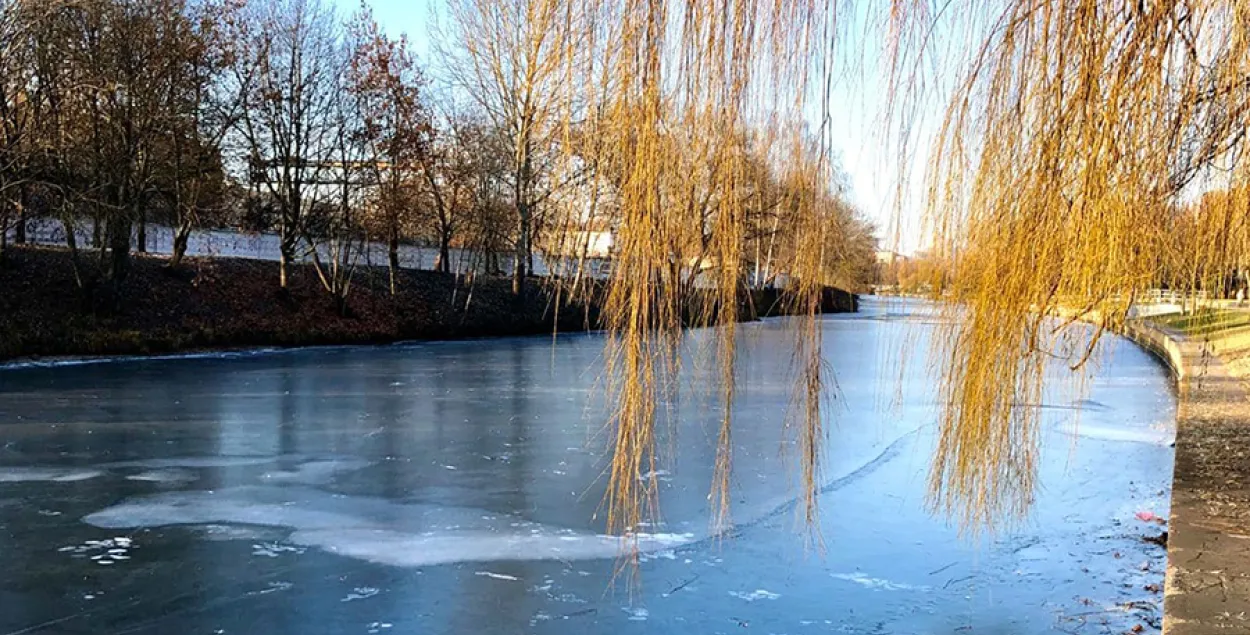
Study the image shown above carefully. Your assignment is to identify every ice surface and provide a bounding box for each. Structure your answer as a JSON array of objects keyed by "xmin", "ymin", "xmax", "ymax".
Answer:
[
  {"xmin": 0, "ymin": 467, "xmax": 103, "ymax": 483},
  {"xmin": 728, "ymin": 589, "xmax": 782, "ymax": 601},
  {"xmin": 342, "ymin": 587, "xmax": 379, "ymax": 602},
  {"xmin": 106, "ymin": 457, "xmax": 277, "ymax": 469},
  {"xmin": 622, "ymin": 607, "xmax": 649, "ymax": 621},
  {"xmin": 126, "ymin": 468, "xmax": 198, "ymax": 484},
  {"xmin": 260, "ymin": 459, "xmax": 372, "ymax": 485},
  {"xmin": 829, "ymin": 573, "xmax": 929, "ymax": 592},
  {"xmin": 294, "ymin": 528, "xmax": 693, "ymax": 568},
  {"xmin": 83, "ymin": 485, "xmax": 696, "ymax": 568},
  {"xmin": 59, "ymin": 537, "xmax": 138, "ymax": 566},
  {"xmin": 197, "ymin": 524, "xmax": 284, "ymax": 542},
  {"xmin": 475, "ymin": 571, "xmax": 520, "ymax": 581},
  {"xmin": 1058, "ymin": 422, "xmax": 1175, "ymax": 446},
  {"xmin": 252, "ymin": 542, "xmax": 306, "ymax": 558}
]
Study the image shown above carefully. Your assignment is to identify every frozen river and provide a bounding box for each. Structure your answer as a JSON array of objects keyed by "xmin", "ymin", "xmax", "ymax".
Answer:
[{"xmin": 0, "ymin": 298, "xmax": 1175, "ymax": 634}]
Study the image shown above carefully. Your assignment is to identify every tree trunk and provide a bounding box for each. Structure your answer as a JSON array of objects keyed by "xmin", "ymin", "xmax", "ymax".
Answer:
[
  {"xmin": 107, "ymin": 216, "xmax": 132, "ymax": 285},
  {"xmin": 279, "ymin": 224, "xmax": 294, "ymax": 289},
  {"xmin": 0, "ymin": 215, "xmax": 7, "ymax": 266},
  {"xmin": 92, "ymin": 211, "xmax": 102, "ymax": 248},
  {"xmin": 279, "ymin": 246, "xmax": 291, "ymax": 289},
  {"xmin": 437, "ymin": 232, "xmax": 451, "ymax": 275},
  {"xmin": 137, "ymin": 210, "xmax": 147, "ymax": 253},
  {"xmin": 512, "ymin": 250, "xmax": 527, "ymax": 296},
  {"xmin": 63, "ymin": 218, "xmax": 83, "ymax": 289},
  {"xmin": 512, "ymin": 206, "xmax": 531, "ymax": 296},
  {"xmin": 170, "ymin": 223, "xmax": 191, "ymax": 268},
  {"xmin": 388, "ymin": 226, "xmax": 399, "ymax": 295},
  {"xmin": 14, "ymin": 199, "xmax": 25, "ymax": 244}
]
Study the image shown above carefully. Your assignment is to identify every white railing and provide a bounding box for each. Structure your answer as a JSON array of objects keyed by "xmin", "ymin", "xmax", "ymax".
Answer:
[{"xmin": 7, "ymin": 218, "xmax": 614, "ymax": 281}]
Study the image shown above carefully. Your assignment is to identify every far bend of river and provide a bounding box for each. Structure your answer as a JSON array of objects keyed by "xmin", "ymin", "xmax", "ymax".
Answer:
[{"xmin": 0, "ymin": 298, "xmax": 1175, "ymax": 634}]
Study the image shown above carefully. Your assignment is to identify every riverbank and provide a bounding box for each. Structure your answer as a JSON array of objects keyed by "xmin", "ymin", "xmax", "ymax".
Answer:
[
  {"xmin": 0, "ymin": 245, "xmax": 601, "ymax": 362},
  {"xmin": 1121, "ymin": 320, "xmax": 1250, "ymax": 635},
  {"xmin": 0, "ymin": 245, "xmax": 857, "ymax": 363}
]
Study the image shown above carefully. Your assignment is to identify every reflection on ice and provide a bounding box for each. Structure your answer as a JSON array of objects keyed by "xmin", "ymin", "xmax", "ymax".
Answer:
[
  {"xmin": 260, "ymin": 459, "xmax": 372, "ymax": 485},
  {"xmin": 83, "ymin": 485, "xmax": 695, "ymax": 568},
  {"xmin": 829, "ymin": 572, "xmax": 929, "ymax": 592},
  {"xmin": 1058, "ymin": 422, "xmax": 1175, "ymax": 446},
  {"xmin": 126, "ymin": 468, "xmax": 198, "ymax": 484},
  {"xmin": 0, "ymin": 467, "xmax": 103, "ymax": 482},
  {"xmin": 293, "ymin": 527, "xmax": 692, "ymax": 568},
  {"xmin": 107, "ymin": 457, "xmax": 278, "ymax": 469}
]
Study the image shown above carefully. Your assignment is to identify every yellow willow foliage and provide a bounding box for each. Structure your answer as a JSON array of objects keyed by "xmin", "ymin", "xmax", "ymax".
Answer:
[
  {"xmin": 549, "ymin": 0, "xmax": 1250, "ymax": 541},
  {"xmin": 900, "ymin": 0, "xmax": 1250, "ymax": 529},
  {"xmin": 567, "ymin": 0, "xmax": 835, "ymax": 550}
]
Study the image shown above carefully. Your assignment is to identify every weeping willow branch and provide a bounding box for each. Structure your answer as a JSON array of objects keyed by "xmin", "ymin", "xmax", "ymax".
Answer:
[
  {"xmin": 480, "ymin": 0, "xmax": 1250, "ymax": 545},
  {"xmin": 889, "ymin": 0, "xmax": 1250, "ymax": 530}
]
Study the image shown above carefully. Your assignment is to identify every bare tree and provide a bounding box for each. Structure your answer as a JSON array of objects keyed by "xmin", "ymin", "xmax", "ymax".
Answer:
[
  {"xmin": 58, "ymin": 0, "xmax": 201, "ymax": 286},
  {"xmin": 164, "ymin": 0, "xmax": 245, "ymax": 268},
  {"xmin": 418, "ymin": 111, "xmax": 485, "ymax": 275},
  {"xmin": 347, "ymin": 4, "xmax": 431, "ymax": 292},
  {"xmin": 234, "ymin": 0, "xmax": 340, "ymax": 289},
  {"xmin": 0, "ymin": 1, "xmax": 40, "ymax": 265},
  {"xmin": 439, "ymin": 0, "xmax": 580, "ymax": 295},
  {"xmin": 305, "ymin": 41, "xmax": 365, "ymax": 314}
]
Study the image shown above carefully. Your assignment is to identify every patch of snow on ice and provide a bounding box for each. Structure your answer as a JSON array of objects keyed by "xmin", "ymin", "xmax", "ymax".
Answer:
[
  {"xmin": 639, "ymin": 549, "xmax": 677, "ymax": 563},
  {"xmin": 623, "ymin": 607, "xmax": 649, "ymax": 621},
  {"xmin": 342, "ymin": 587, "xmax": 379, "ymax": 602},
  {"xmin": 83, "ymin": 485, "xmax": 697, "ymax": 568},
  {"xmin": 729, "ymin": 589, "xmax": 781, "ymax": 601},
  {"xmin": 107, "ymin": 457, "xmax": 275, "ymax": 469},
  {"xmin": 251, "ymin": 542, "xmax": 305, "ymax": 558},
  {"xmin": 261, "ymin": 459, "xmax": 372, "ymax": 485},
  {"xmin": 126, "ymin": 468, "xmax": 197, "ymax": 484},
  {"xmin": 248, "ymin": 581, "xmax": 293, "ymax": 596},
  {"xmin": 0, "ymin": 467, "xmax": 103, "ymax": 483},
  {"xmin": 60, "ymin": 536, "xmax": 136, "ymax": 565},
  {"xmin": 198, "ymin": 524, "xmax": 281, "ymax": 542},
  {"xmin": 830, "ymin": 573, "xmax": 928, "ymax": 591},
  {"xmin": 475, "ymin": 571, "xmax": 520, "ymax": 581}
]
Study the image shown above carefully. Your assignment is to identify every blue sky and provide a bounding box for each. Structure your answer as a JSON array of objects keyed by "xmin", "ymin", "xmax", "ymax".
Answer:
[
  {"xmin": 331, "ymin": 0, "xmax": 933, "ymax": 253},
  {"xmin": 334, "ymin": 0, "xmax": 438, "ymax": 58}
]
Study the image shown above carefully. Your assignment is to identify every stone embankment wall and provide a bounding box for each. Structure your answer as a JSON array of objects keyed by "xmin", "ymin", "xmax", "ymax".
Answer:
[{"xmin": 1121, "ymin": 321, "xmax": 1250, "ymax": 635}]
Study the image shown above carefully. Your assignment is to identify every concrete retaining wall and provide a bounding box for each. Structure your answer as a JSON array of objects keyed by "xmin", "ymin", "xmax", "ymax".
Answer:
[{"xmin": 1120, "ymin": 321, "xmax": 1250, "ymax": 634}]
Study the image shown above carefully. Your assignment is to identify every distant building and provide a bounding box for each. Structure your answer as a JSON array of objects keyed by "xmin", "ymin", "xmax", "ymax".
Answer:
[
  {"xmin": 546, "ymin": 229, "xmax": 615, "ymax": 259},
  {"xmin": 873, "ymin": 250, "xmax": 910, "ymax": 289},
  {"xmin": 876, "ymin": 250, "xmax": 909, "ymax": 266},
  {"xmin": 578, "ymin": 230, "xmax": 614, "ymax": 259}
]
